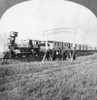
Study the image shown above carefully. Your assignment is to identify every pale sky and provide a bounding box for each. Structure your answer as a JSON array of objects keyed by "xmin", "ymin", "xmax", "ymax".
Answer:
[{"xmin": 0, "ymin": 0, "xmax": 97, "ymax": 53}]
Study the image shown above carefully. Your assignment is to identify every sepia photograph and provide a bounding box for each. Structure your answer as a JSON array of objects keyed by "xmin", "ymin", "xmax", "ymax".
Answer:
[{"xmin": 0, "ymin": 0, "xmax": 97, "ymax": 100}]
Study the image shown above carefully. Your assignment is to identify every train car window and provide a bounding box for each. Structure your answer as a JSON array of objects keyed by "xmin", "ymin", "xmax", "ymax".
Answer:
[
  {"xmin": 57, "ymin": 42, "xmax": 59, "ymax": 46},
  {"xmin": 54, "ymin": 42, "xmax": 56, "ymax": 46},
  {"xmin": 36, "ymin": 41, "xmax": 38, "ymax": 45}
]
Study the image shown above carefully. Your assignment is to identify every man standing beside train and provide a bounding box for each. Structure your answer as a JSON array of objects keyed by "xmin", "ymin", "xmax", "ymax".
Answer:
[{"xmin": 70, "ymin": 44, "xmax": 77, "ymax": 61}]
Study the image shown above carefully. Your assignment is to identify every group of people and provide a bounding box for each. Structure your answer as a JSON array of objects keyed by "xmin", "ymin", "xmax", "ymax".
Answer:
[{"xmin": 43, "ymin": 45, "xmax": 77, "ymax": 62}]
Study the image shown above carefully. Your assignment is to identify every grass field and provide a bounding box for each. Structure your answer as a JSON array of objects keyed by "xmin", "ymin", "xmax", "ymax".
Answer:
[{"xmin": 0, "ymin": 54, "xmax": 97, "ymax": 100}]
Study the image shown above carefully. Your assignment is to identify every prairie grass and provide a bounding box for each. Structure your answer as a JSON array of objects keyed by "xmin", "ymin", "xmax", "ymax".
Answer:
[{"xmin": 0, "ymin": 54, "xmax": 97, "ymax": 100}]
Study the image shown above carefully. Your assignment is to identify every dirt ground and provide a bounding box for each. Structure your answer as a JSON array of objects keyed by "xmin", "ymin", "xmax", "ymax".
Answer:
[{"xmin": 0, "ymin": 53, "xmax": 97, "ymax": 100}]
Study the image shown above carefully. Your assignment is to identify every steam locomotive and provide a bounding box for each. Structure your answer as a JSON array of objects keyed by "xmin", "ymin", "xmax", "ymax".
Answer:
[{"xmin": 2, "ymin": 31, "xmax": 97, "ymax": 61}]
